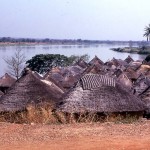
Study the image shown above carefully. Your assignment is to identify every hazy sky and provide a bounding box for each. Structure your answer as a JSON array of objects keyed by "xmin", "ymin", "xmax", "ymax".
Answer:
[{"xmin": 0, "ymin": 0, "xmax": 150, "ymax": 40}]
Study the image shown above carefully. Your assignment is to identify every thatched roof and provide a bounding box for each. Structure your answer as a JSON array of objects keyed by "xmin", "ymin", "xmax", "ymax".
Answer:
[
  {"xmin": 117, "ymin": 73, "xmax": 133, "ymax": 89},
  {"xmin": 0, "ymin": 73, "xmax": 16, "ymax": 88},
  {"xmin": 57, "ymin": 74, "xmax": 145, "ymax": 113},
  {"xmin": 128, "ymin": 61, "xmax": 142, "ymax": 71},
  {"xmin": 124, "ymin": 55, "xmax": 134, "ymax": 64},
  {"xmin": 73, "ymin": 59, "xmax": 88, "ymax": 68},
  {"xmin": 0, "ymin": 69, "xmax": 64, "ymax": 112},
  {"xmin": 133, "ymin": 76, "xmax": 150, "ymax": 95},
  {"xmin": 88, "ymin": 56, "xmax": 104, "ymax": 66},
  {"xmin": 113, "ymin": 69, "xmax": 123, "ymax": 78},
  {"xmin": 124, "ymin": 68, "xmax": 138, "ymax": 80},
  {"xmin": 110, "ymin": 58, "xmax": 128, "ymax": 67},
  {"xmin": 136, "ymin": 65, "xmax": 150, "ymax": 76},
  {"xmin": 43, "ymin": 73, "xmax": 65, "ymax": 92},
  {"xmin": 44, "ymin": 65, "xmax": 84, "ymax": 89}
]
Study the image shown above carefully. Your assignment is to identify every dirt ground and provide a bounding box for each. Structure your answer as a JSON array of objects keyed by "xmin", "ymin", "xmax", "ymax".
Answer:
[{"xmin": 0, "ymin": 120, "xmax": 150, "ymax": 150}]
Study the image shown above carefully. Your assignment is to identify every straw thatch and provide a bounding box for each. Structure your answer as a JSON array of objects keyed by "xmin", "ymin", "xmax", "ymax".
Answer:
[
  {"xmin": 117, "ymin": 73, "xmax": 133, "ymax": 89},
  {"xmin": 124, "ymin": 68, "xmax": 138, "ymax": 82},
  {"xmin": 44, "ymin": 65, "xmax": 84, "ymax": 90},
  {"xmin": 43, "ymin": 73, "xmax": 65, "ymax": 92},
  {"xmin": 73, "ymin": 59, "xmax": 88, "ymax": 68},
  {"xmin": 110, "ymin": 58, "xmax": 128, "ymax": 68},
  {"xmin": 113, "ymin": 69, "xmax": 123, "ymax": 78},
  {"xmin": 139, "ymin": 87, "xmax": 150, "ymax": 113},
  {"xmin": 124, "ymin": 55, "xmax": 134, "ymax": 64},
  {"xmin": 0, "ymin": 68, "xmax": 64, "ymax": 112},
  {"xmin": 57, "ymin": 74, "xmax": 145, "ymax": 113},
  {"xmin": 88, "ymin": 56, "xmax": 104, "ymax": 66},
  {"xmin": 136, "ymin": 65, "xmax": 150, "ymax": 76},
  {"xmin": 0, "ymin": 73, "xmax": 16, "ymax": 88},
  {"xmin": 133, "ymin": 76, "xmax": 150, "ymax": 95},
  {"xmin": 128, "ymin": 61, "xmax": 142, "ymax": 71}
]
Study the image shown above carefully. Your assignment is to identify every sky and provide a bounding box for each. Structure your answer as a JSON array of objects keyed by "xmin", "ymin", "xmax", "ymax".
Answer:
[{"xmin": 0, "ymin": 0, "xmax": 150, "ymax": 41}]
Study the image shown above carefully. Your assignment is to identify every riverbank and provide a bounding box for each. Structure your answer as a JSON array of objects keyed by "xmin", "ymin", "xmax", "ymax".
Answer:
[{"xmin": 111, "ymin": 46, "xmax": 150, "ymax": 55}]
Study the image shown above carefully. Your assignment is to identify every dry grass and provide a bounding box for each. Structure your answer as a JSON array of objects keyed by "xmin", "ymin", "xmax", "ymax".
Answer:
[
  {"xmin": 0, "ymin": 104, "xmax": 142, "ymax": 124},
  {"xmin": 0, "ymin": 103, "xmax": 58, "ymax": 124}
]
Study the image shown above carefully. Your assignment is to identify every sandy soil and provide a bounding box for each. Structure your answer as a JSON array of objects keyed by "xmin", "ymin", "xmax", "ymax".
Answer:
[{"xmin": 0, "ymin": 120, "xmax": 150, "ymax": 150}]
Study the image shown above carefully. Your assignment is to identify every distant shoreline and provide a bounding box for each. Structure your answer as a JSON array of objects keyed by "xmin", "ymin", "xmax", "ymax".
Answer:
[
  {"xmin": 111, "ymin": 47, "xmax": 150, "ymax": 55},
  {"xmin": 0, "ymin": 37, "xmax": 149, "ymax": 46}
]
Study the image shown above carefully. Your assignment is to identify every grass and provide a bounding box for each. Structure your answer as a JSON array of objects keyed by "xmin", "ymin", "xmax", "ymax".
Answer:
[{"xmin": 0, "ymin": 104, "xmax": 141, "ymax": 124}]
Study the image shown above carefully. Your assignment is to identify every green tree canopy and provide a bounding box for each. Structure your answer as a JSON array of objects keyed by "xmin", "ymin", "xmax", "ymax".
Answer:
[
  {"xmin": 144, "ymin": 24, "xmax": 150, "ymax": 41},
  {"xmin": 26, "ymin": 54, "xmax": 70, "ymax": 74},
  {"xmin": 26, "ymin": 54, "xmax": 90, "ymax": 74}
]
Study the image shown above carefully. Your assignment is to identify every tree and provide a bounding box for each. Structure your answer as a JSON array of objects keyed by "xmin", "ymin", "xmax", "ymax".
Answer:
[
  {"xmin": 26, "ymin": 54, "xmax": 70, "ymax": 74},
  {"xmin": 4, "ymin": 48, "xmax": 26, "ymax": 79},
  {"xmin": 26, "ymin": 54, "xmax": 90, "ymax": 74},
  {"xmin": 144, "ymin": 24, "xmax": 150, "ymax": 41},
  {"xmin": 68, "ymin": 54, "xmax": 90, "ymax": 64}
]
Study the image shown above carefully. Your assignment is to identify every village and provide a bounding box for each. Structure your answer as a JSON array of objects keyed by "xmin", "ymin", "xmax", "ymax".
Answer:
[{"xmin": 0, "ymin": 55, "xmax": 149, "ymax": 123}]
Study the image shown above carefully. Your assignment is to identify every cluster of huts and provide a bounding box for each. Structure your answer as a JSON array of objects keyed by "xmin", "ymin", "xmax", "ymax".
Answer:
[{"xmin": 0, "ymin": 55, "xmax": 150, "ymax": 122}]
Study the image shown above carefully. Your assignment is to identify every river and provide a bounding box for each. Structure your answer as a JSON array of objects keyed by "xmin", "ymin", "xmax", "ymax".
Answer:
[{"xmin": 0, "ymin": 44, "xmax": 146, "ymax": 76}]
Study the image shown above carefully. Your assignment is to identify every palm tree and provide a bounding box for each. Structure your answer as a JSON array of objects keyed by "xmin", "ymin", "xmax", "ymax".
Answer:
[{"xmin": 144, "ymin": 24, "xmax": 150, "ymax": 41}]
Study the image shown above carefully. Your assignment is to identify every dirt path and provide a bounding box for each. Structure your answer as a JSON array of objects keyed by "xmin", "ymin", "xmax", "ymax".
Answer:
[{"xmin": 0, "ymin": 121, "xmax": 150, "ymax": 150}]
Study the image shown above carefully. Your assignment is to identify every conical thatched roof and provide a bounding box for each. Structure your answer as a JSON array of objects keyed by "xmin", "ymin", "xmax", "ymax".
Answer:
[
  {"xmin": 57, "ymin": 74, "xmax": 145, "ymax": 113},
  {"xmin": 133, "ymin": 76, "xmax": 150, "ymax": 95},
  {"xmin": 117, "ymin": 73, "xmax": 133, "ymax": 89},
  {"xmin": 139, "ymin": 86, "xmax": 150, "ymax": 113},
  {"xmin": 43, "ymin": 72, "xmax": 65, "ymax": 92},
  {"xmin": 136, "ymin": 65, "xmax": 150, "ymax": 76},
  {"xmin": 113, "ymin": 69, "xmax": 123, "ymax": 78},
  {"xmin": 111, "ymin": 58, "xmax": 128, "ymax": 67},
  {"xmin": 128, "ymin": 61, "xmax": 142, "ymax": 71},
  {"xmin": 124, "ymin": 68, "xmax": 138, "ymax": 80},
  {"xmin": 44, "ymin": 66, "xmax": 83, "ymax": 89},
  {"xmin": 73, "ymin": 59, "xmax": 88, "ymax": 68},
  {"xmin": 0, "ymin": 73, "xmax": 16, "ymax": 88},
  {"xmin": 124, "ymin": 55, "xmax": 134, "ymax": 64},
  {"xmin": 88, "ymin": 56, "xmax": 104, "ymax": 66},
  {"xmin": 0, "ymin": 68, "xmax": 64, "ymax": 112}
]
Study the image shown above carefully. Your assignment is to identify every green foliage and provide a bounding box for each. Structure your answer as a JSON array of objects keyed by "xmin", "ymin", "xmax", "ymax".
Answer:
[
  {"xmin": 26, "ymin": 54, "xmax": 90, "ymax": 74},
  {"xmin": 26, "ymin": 54, "xmax": 70, "ymax": 74},
  {"xmin": 145, "ymin": 54, "xmax": 150, "ymax": 62},
  {"xmin": 143, "ymin": 24, "xmax": 150, "ymax": 41},
  {"xmin": 68, "ymin": 54, "xmax": 90, "ymax": 64}
]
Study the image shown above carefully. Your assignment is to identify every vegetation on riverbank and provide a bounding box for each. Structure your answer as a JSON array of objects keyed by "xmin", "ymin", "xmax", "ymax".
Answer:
[{"xmin": 111, "ymin": 46, "xmax": 150, "ymax": 54}]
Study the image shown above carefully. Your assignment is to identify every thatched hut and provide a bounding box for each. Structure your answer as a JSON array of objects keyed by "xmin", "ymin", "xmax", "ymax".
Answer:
[
  {"xmin": 44, "ymin": 65, "xmax": 84, "ymax": 90},
  {"xmin": 113, "ymin": 69, "xmax": 123, "ymax": 78},
  {"xmin": 82, "ymin": 64, "xmax": 102, "ymax": 75},
  {"xmin": 117, "ymin": 73, "xmax": 133, "ymax": 89},
  {"xmin": 88, "ymin": 56, "xmax": 104, "ymax": 66},
  {"xmin": 128, "ymin": 61, "xmax": 142, "ymax": 71},
  {"xmin": 56, "ymin": 74, "xmax": 145, "ymax": 121},
  {"xmin": 0, "ymin": 73, "xmax": 16, "ymax": 93},
  {"xmin": 110, "ymin": 58, "xmax": 128, "ymax": 68},
  {"xmin": 132, "ymin": 76, "xmax": 150, "ymax": 95},
  {"xmin": 124, "ymin": 55, "xmax": 134, "ymax": 64},
  {"xmin": 136, "ymin": 65, "xmax": 150, "ymax": 76},
  {"xmin": 73, "ymin": 59, "xmax": 88, "ymax": 68},
  {"xmin": 0, "ymin": 68, "xmax": 64, "ymax": 112},
  {"xmin": 139, "ymin": 86, "xmax": 150, "ymax": 116},
  {"xmin": 124, "ymin": 68, "xmax": 138, "ymax": 83}
]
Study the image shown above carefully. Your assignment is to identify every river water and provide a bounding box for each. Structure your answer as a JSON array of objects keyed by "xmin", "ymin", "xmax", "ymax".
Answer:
[{"xmin": 0, "ymin": 44, "xmax": 146, "ymax": 76}]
